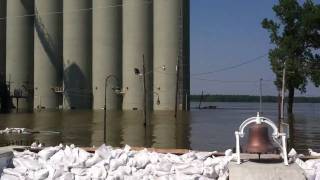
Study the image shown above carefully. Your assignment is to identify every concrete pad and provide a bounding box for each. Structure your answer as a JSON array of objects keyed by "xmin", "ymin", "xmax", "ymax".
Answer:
[{"xmin": 229, "ymin": 161, "xmax": 307, "ymax": 180}]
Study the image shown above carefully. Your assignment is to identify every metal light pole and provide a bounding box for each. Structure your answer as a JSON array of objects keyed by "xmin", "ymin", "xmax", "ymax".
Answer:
[
  {"xmin": 142, "ymin": 55, "xmax": 147, "ymax": 127},
  {"xmin": 280, "ymin": 62, "xmax": 286, "ymax": 126},
  {"xmin": 103, "ymin": 75, "xmax": 121, "ymax": 144},
  {"xmin": 134, "ymin": 55, "xmax": 148, "ymax": 126},
  {"xmin": 259, "ymin": 78, "xmax": 263, "ymax": 114}
]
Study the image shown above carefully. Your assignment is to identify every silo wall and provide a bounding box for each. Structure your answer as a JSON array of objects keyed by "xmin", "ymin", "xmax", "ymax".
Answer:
[
  {"xmin": 63, "ymin": 0, "xmax": 92, "ymax": 109},
  {"xmin": 122, "ymin": 0, "xmax": 153, "ymax": 111},
  {"xmin": 153, "ymin": 0, "xmax": 182, "ymax": 110},
  {"xmin": 92, "ymin": 0, "xmax": 122, "ymax": 110},
  {"xmin": 0, "ymin": 0, "xmax": 6, "ymax": 80},
  {"xmin": 6, "ymin": 0, "xmax": 34, "ymax": 111},
  {"xmin": 34, "ymin": 0, "xmax": 63, "ymax": 110}
]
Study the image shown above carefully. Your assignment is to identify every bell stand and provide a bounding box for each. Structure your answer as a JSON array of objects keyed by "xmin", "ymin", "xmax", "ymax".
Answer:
[{"xmin": 235, "ymin": 112, "xmax": 289, "ymax": 165}]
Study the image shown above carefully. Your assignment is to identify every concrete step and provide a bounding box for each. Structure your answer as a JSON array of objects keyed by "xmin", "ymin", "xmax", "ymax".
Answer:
[{"xmin": 229, "ymin": 161, "xmax": 307, "ymax": 180}]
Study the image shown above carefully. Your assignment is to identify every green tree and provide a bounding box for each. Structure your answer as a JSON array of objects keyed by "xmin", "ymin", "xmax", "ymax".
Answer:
[{"xmin": 262, "ymin": 0, "xmax": 320, "ymax": 113}]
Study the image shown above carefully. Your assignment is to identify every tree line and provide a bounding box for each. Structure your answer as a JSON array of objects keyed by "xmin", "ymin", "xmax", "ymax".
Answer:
[{"xmin": 190, "ymin": 94, "xmax": 320, "ymax": 103}]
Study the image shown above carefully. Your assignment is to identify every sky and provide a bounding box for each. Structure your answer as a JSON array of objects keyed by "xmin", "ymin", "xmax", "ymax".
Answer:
[{"xmin": 190, "ymin": 0, "xmax": 320, "ymax": 96}]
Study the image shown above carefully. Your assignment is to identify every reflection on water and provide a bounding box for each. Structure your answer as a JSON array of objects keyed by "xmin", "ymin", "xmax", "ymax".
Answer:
[{"xmin": 0, "ymin": 102, "xmax": 319, "ymax": 153}]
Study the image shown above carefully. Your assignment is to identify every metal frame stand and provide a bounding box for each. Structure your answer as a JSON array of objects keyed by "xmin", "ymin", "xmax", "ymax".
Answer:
[{"xmin": 235, "ymin": 113, "xmax": 288, "ymax": 165}]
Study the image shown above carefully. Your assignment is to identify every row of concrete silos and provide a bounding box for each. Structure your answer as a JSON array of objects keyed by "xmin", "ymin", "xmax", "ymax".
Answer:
[{"xmin": 0, "ymin": 0, "xmax": 189, "ymax": 111}]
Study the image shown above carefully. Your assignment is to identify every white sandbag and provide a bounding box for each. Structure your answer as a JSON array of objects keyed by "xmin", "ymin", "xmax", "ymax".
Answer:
[
  {"xmin": 175, "ymin": 163, "xmax": 203, "ymax": 175},
  {"xmin": 13, "ymin": 158, "xmax": 42, "ymax": 171},
  {"xmin": 224, "ymin": 149, "xmax": 232, "ymax": 157},
  {"xmin": 70, "ymin": 168, "xmax": 87, "ymax": 176},
  {"xmin": 87, "ymin": 165, "xmax": 107, "ymax": 179},
  {"xmin": 34, "ymin": 169, "xmax": 49, "ymax": 180},
  {"xmin": 315, "ymin": 169, "xmax": 320, "ymax": 180},
  {"xmin": 74, "ymin": 175, "xmax": 90, "ymax": 180},
  {"xmin": 59, "ymin": 172, "xmax": 75, "ymax": 180},
  {"xmin": 111, "ymin": 149, "xmax": 124, "ymax": 160},
  {"xmin": 181, "ymin": 151, "xmax": 196, "ymax": 163},
  {"xmin": 110, "ymin": 153, "xmax": 128, "ymax": 171},
  {"xmin": 49, "ymin": 150, "xmax": 65, "ymax": 165},
  {"xmin": 95, "ymin": 144, "xmax": 113, "ymax": 160},
  {"xmin": 174, "ymin": 171, "xmax": 201, "ymax": 180},
  {"xmin": 46, "ymin": 164, "xmax": 64, "ymax": 179},
  {"xmin": 195, "ymin": 151, "xmax": 216, "ymax": 161},
  {"xmin": 2, "ymin": 168, "xmax": 24, "ymax": 177},
  {"xmin": 199, "ymin": 176, "xmax": 215, "ymax": 180},
  {"xmin": 309, "ymin": 149, "xmax": 320, "ymax": 157},
  {"xmin": 148, "ymin": 152, "xmax": 161, "ymax": 164},
  {"xmin": 156, "ymin": 175, "xmax": 174, "ymax": 180},
  {"xmin": 154, "ymin": 161, "xmax": 172, "ymax": 173},
  {"xmin": 203, "ymin": 166, "xmax": 218, "ymax": 179},
  {"xmin": 128, "ymin": 152, "xmax": 150, "ymax": 169},
  {"xmin": 26, "ymin": 170, "xmax": 35, "ymax": 180},
  {"xmin": 164, "ymin": 153, "xmax": 183, "ymax": 164},
  {"xmin": 38, "ymin": 146, "xmax": 60, "ymax": 161},
  {"xmin": 73, "ymin": 148, "xmax": 91, "ymax": 162},
  {"xmin": 123, "ymin": 145, "xmax": 131, "ymax": 153},
  {"xmin": 0, "ymin": 174, "xmax": 21, "ymax": 180},
  {"xmin": 85, "ymin": 153, "xmax": 102, "ymax": 167},
  {"xmin": 204, "ymin": 157, "xmax": 221, "ymax": 167}
]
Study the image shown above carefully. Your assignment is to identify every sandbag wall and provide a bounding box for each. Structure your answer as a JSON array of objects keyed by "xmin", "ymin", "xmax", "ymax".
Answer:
[{"xmin": 0, "ymin": 0, "xmax": 190, "ymax": 111}]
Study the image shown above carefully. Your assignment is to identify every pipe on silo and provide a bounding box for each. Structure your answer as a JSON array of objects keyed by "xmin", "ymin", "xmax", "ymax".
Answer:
[
  {"xmin": 6, "ymin": 0, "xmax": 34, "ymax": 111},
  {"xmin": 92, "ymin": 0, "xmax": 122, "ymax": 110},
  {"xmin": 153, "ymin": 0, "xmax": 182, "ymax": 110},
  {"xmin": 0, "ymin": 0, "xmax": 6, "ymax": 79},
  {"xmin": 63, "ymin": 0, "xmax": 92, "ymax": 109},
  {"xmin": 34, "ymin": 0, "xmax": 63, "ymax": 110},
  {"xmin": 122, "ymin": 0, "xmax": 153, "ymax": 111}
]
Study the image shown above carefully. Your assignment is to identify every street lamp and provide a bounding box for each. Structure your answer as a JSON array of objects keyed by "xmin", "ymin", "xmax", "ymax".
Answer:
[
  {"xmin": 104, "ymin": 75, "xmax": 122, "ymax": 144},
  {"xmin": 134, "ymin": 55, "xmax": 147, "ymax": 126}
]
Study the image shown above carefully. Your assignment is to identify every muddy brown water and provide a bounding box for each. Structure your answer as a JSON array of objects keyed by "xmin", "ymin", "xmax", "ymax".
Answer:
[{"xmin": 0, "ymin": 102, "xmax": 319, "ymax": 153}]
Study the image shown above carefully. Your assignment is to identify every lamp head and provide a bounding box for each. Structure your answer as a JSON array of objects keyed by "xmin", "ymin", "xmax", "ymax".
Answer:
[{"xmin": 134, "ymin": 68, "xmax": 141, "ymax": 75}]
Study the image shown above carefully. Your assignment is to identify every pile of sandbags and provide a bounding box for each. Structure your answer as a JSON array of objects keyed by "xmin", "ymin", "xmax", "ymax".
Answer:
[
  {"xmin": 0, "ymin": 128, "xmax": 30, "ymax": 134},
  {"xmin": 0, "ymin": 144, "xmax": 234, "ymax": 180},
  {"xmin": 289, "ymin": 149, "xmax": 320, "ymax": 180}
]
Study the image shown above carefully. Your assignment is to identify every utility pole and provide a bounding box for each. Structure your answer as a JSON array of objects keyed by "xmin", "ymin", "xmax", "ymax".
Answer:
[
  {"xmin": 280, "ymin": 62, "xmax": 286, "ymax": 132},
  {"xmin": 259, "ymin": 78, "xmax": 263, "ymax": 114},
  {"xmin": 142, "ymin": 55, "xmax": 147, "ymax": 127},
  {"xmin": 198, "ymin": 90, "xmax": 204, "ymax": 109},
  {"xmin": 103, "ymin": 78, "xmax": 107, "ymax": 144},
  {"xmin": 174, "ymin": 63, "xmax": 179, "ymax": 118}
]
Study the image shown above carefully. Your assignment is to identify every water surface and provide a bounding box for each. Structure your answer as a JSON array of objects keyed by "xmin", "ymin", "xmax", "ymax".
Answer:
[{"xmin": 0, "ymin": 102, "xmax": 318, "ymax": 153}]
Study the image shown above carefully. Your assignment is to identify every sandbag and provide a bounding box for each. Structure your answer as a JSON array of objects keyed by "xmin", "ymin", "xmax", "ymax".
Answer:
[{"xmin": 38, "ymin": 146, "xmax": 60, "ymax": 161}]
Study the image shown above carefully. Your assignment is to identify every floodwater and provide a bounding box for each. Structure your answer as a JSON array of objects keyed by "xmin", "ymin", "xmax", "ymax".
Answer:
[{"xmin": 0, "ymin": 102, "xmax": 319, "ymax": 153}]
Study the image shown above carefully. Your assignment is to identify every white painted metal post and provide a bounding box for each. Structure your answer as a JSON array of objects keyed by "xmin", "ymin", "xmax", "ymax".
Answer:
[
  {"xmin": 282, "ymin": 135, "xmax": 289, "ymax": 165},
  {"xmin": 235, "ymin": 131, "xmax": 241, "ymax": 164}
]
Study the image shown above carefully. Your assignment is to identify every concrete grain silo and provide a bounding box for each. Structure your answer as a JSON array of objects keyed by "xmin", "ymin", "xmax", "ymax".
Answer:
[
  {"xmin": 0, "ymin": 0, "xmax": 6, "ymax": 79},
  {"xmin": 6, "ymin": 0, "xmax": 34, "ymax": 111},
  {"xmin": 92, "ymin": 0, "xmax": 122, "ymax": 110},
  {"xmin": 122, "ymin": 0, "xmax": 153, "ymax": 111},
  {"xmin": 63, "ymin": 0, "xmax": 92, "ymax": 109},
  {"xmin": 153, "ymin": 0, "xmax": 184, "ymax": 110},
  {"xmin": 34, "ymin": 0, "xmax": 63, "ymax": 110}
]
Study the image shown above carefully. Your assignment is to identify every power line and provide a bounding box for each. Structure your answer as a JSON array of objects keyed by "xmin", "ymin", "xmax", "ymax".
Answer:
[
  {"xmin": 0, "ymin": 0, "xmax": 152, "ymax": 21},
  {"xmin": 191, "ymin": 53, "xmax": 268, "ymax": 76},
  {"xmin": 192, "ymin": 77, "xmax": 274, "ymax": 84}
]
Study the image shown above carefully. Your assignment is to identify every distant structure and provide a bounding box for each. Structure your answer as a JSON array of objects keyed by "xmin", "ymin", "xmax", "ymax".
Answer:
[{"xmin": 0, "ymin": 0, "xmax": 190, "ymax": 112}]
